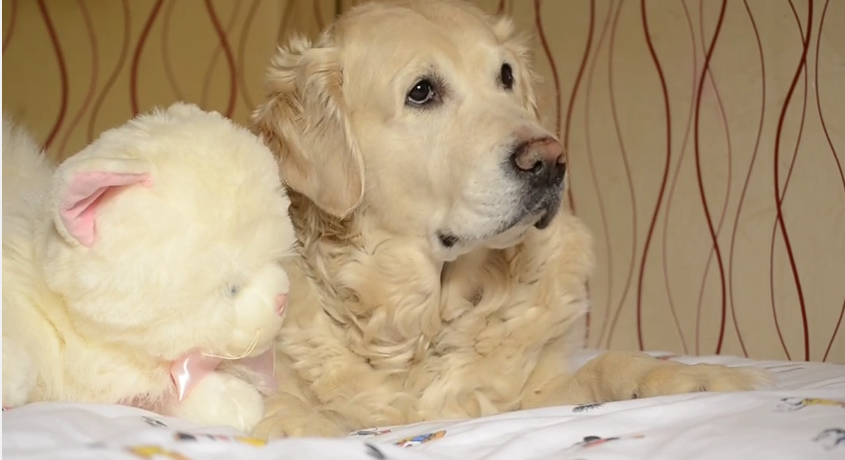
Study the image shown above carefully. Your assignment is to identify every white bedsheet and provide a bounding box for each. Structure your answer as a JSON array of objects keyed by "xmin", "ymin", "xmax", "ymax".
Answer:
[{"xmin": 3, "ymin": 351, "xmax": 845, "ymax": 460}]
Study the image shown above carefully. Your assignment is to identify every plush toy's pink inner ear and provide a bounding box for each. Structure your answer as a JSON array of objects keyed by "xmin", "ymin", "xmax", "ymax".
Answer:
[{"xmin": 59, "ymin": 171, "xmax": 152, "ymax": 247}]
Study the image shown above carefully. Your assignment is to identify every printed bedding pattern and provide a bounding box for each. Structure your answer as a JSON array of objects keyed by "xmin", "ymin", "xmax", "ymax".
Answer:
[{"xmin": 3, "ymin": 351, "xmax": 845, "ymax": 460}]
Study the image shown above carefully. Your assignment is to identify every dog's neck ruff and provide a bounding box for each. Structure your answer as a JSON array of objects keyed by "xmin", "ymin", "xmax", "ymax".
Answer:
[{"xmin": 169, "ymin": 347, "xmax": 277, "ymax": 401}]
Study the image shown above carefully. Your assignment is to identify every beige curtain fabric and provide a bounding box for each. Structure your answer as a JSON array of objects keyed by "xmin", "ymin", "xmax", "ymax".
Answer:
[{"xmin": 4, "ymin": 0, "xmax": 843, "ymax": 363}]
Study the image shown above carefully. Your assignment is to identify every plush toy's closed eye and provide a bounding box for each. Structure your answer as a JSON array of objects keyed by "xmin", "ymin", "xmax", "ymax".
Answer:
[{"xmin": 53, "ymin": 158, "xmax": 154, "ymax": 248}]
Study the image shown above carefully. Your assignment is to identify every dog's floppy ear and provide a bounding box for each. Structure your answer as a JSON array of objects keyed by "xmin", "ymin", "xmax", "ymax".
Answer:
[
  {"xmin": 492, "ymin": 17, "xmax": 541, "ymax": 121},
  {"xmin": 52, "ymin": 157, "xmax": 154, "ymax": 247},
  {"xmin": 251, "ymin": 35, "xmax": 364, "ymax": 219}
]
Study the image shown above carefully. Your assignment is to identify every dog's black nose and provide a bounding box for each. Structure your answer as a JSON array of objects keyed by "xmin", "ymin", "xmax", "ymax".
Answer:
[{"xmin": 509, "ymin": 137, "xmax": 566, "ymax": 186}]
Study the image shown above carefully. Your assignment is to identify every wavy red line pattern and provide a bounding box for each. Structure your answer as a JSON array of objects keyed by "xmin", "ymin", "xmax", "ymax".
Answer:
[
  {"xmin": 635, "ymin": 0, "xmax": 674, "ymax": 352},
  {"xmin": 33, "ymin": 0, "xmax": 68, "ymax": 150},
  {"xmin": 815, "ymin": 0, "xmax": 845, "ymax": 362},
  {"xmin": 57, "ymin": 0, "xmax": 98, "ymax": 156},
  {"xmin": 2, "ymin": 0, "xmax": 843, "ymax": 363},
  {"xmin": 656, "ymin": 0, "xmax": 697, "ymax": 355},
  {"xmin": 3, "ymin": 0, "xmax": 17, "ymax": 55}
]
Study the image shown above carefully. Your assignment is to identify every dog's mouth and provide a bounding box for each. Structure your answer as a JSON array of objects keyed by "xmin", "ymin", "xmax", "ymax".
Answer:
[
  {"xmin": 516, "ymin": 188, "xmax": 563, "ymax": 231},
  {"xmin": 436, "ymin": 191, "xmax": 562, "ymax": 250},
  {"xmin": 532, "ymin": 208, "xmax": 556, "ymax": 230}
]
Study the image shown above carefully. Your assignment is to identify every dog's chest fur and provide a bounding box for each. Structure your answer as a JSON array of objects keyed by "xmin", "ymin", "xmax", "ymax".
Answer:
[{"xmin": 277, "ymin": 216, "xmax": 591, "ymax": 428}]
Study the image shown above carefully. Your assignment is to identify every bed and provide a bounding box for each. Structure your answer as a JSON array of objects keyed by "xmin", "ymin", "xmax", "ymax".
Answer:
[{"xmin": 4, "ymin": 350, "xmax": 845, "ymax": 460}]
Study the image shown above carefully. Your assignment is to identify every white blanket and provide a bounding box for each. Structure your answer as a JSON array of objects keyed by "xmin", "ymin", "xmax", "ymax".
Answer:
[{"xmin": 4, "ymin": 351, "xmax": 845, "ymax": 460}]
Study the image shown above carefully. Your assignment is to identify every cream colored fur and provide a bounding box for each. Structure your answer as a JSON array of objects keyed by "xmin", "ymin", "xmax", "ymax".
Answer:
[
  {"xmin": 1, "ymin": 103, "xmax": 296, "ymax": 431},
  {"xmin": 250, "ymin": 0, "xmax": 771, "ymax": 438}
]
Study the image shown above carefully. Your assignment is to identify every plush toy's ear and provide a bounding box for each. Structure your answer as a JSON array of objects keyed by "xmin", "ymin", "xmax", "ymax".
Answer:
[
  {"xmin": 52, "ymin": 157, "xmax": 154, "ymax": 248},
  {"xmin": 251, "ymin": 35, "xmax": 364, "ymax": 219}
]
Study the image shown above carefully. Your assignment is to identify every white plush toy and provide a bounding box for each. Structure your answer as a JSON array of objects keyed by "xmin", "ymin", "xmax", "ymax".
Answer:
[{"xmin": 2, "ymin": 103, "xmax": 295, "ymax": 432}]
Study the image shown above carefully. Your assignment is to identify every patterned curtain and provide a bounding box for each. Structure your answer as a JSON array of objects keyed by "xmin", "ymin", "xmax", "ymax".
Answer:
[{"xmin": 4, "ymin": 0, "xmax": 843, "ymax": 363}]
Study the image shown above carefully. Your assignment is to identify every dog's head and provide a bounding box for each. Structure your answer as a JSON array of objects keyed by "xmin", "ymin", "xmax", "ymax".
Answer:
[{"xmin": 252, "ymin": 0, "xmax": 565, "ymax": 261}]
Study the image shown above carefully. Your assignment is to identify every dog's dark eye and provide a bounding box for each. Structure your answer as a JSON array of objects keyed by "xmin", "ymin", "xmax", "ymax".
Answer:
[
  {"xmin": 500, "ymin": 63, "xmax": 514, "ymax": 90},
  {"xmin": 227, "ymin": 285, "xmax": 240, "ymax": 297},
  {"xmin": 407, "ymin": 79, "xmax": 436, "ymax": 106}
]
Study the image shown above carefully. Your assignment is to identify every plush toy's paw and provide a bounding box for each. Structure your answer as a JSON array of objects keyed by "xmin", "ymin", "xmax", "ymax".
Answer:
[
  {"xmin": 635, "ymin": 363, "xmax": 773, "ymax": 398},
  {"xmin": 2, "ymin": 336, "xmax": 35, "ymax": 407},
  {"xmin": 252, "ymin": 411, "xmax": 347, "ymax": 439},
  {"xmin": 171, "ymin": 372, "xmax": 264, "ymax": 432}
]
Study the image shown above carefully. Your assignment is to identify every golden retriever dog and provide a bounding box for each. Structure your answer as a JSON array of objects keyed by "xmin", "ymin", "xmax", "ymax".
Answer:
[{"xmin": 249, "ymin": 0, "xmax": 770, "ymax": 438}]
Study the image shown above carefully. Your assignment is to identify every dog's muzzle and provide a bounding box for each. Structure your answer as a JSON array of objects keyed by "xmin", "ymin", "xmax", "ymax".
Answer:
[{"xmin": 505, "ymin": 136, "xmax": 567, "ymax": 231}]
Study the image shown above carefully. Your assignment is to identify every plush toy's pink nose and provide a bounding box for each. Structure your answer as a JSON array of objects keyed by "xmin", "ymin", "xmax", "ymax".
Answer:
[{"xmin": 275, "ymin": 294, "xmax": 287, "ymax": 316}]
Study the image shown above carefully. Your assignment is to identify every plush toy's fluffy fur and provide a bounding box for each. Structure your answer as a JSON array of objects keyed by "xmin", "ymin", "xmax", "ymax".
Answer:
[
  {"xmin": 249, "ymin": 0, "xmax": 771, "ymax": 438},
  {"xmin": 2, "ymin": 103, "xmax": 296, "ymax": 431}
]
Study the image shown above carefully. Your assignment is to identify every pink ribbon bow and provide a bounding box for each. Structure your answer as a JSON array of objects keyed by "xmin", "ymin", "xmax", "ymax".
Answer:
[{"xmin": 170, "ymin": 347, "xmax": 277, "ymax": 401}]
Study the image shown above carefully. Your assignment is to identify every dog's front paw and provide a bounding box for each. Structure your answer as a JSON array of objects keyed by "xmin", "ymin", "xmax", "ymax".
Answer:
[
  {"xmin": 2, "ymin": 336, "xmax": 36, "ymax": 407},
  {"xmin": 252, "ymin": 411, "xmax": 346, "ymax": 439},
  {"xmin": 251, "ymin": 392, "xmax": 347, "ymax": 439},
  {"xmin": 171, "ymin": 372, "xmax": 264, "ymax": 432},
  {"xmin": 636, "ymin": 363, "xmax": 772, "ymax": 398}
]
